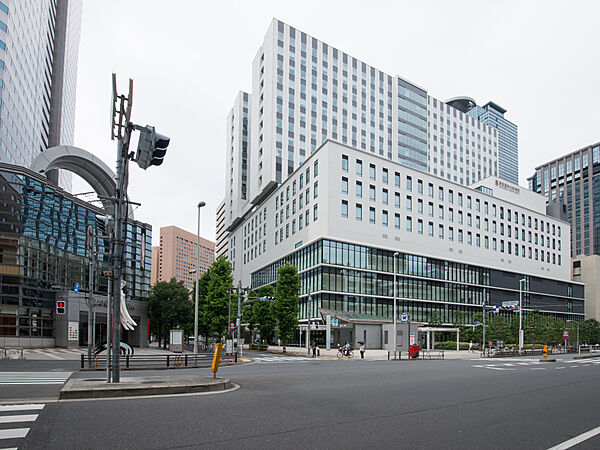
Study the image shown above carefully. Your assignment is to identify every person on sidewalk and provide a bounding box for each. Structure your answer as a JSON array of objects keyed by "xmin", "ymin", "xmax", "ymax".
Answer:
[
  {"xmin": 469, "ymin": 341, "xmax": 473, "ymax": 353},
  {"xmin": 316, "ymin": 345, "xmax": 320, "ymax": 358},
  {"xmin": 310, "ymin": 341, "xmax": 316, "ymax": 358},
  {"xmin": 359, "ymin": 342, "xmax": 365, "ymax": 359}
]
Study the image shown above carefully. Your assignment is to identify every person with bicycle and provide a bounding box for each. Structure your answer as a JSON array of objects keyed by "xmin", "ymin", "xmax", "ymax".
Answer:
[{"xmin": 343, "ymin": 341, "xmax": 352, "ymax": 357}]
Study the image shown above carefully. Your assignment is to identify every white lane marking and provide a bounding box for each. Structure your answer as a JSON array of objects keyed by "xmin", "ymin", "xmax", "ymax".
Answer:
[
  {"xmin": 547, "ymin": 424, "xmax": 600, "ymax": 450},
  {"xmin": 503, "ymin": 363, "xmax": 515, "ymax": 366},
  {"xmin": 0, "ymin": 414, "xmax": 38, "ymax": 424},
  {"xmin": 0, "ymin": 404, "xmax": 44, "ymax": 412},
  {"xmin": 0, "ymin": 428, "xmax": 29, "ymax": 439},
  {"xmin": 485, "ymin": 367, "xmax": 516, "ymax": 371},
  {"xmin": 531, "ymin": 368, "xmax": 546, "ymax": 370}
]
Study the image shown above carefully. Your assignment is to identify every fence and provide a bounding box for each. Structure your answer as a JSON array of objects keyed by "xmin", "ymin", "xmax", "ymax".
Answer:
[{"xmin": 80, "ymin": 353, "xmax": 238, "ymax": 370}]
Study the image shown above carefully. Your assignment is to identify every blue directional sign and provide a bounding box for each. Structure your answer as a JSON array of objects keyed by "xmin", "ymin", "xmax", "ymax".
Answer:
[
  {"xmin": 401, "ymin": 312, "xmax": 409, "ymax": 323},
  {"xmin": 74, "ymin": 282, "xmax": 79, "ymax": 293},
  {"xmin": 493, "ymin": 305, "xmax": 500, "ymax": 313}
]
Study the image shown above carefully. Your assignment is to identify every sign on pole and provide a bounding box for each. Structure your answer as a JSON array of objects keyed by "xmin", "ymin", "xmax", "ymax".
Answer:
[
  {"xmin": 74, "ymin": 282, "xmax": 79, "ymax": 293},
  {"xmin": 332, "ymin": 318, "xmax": 338, "ymax": 326},
  {"xmin": 409, "ymin": 332, "xmax": 416, "ymax": 346},
  {"xmin": 401, "ymin": 312, "xmax": 409, "ymax": 323},
  {"xmin": 563, "ymin": 330, "xmax": 569, "ymax": 340},
  {"xmin": 492, "ymin": 305, "xmax": 500, "ymax": 313}
]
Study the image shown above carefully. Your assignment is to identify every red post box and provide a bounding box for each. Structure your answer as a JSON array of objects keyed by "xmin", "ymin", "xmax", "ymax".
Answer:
[{"xmin": 410, "ymin": 344, "xmax": 420, "ymax": 359}]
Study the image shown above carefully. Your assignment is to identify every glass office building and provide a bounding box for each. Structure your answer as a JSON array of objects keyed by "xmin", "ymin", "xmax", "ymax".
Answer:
[
  {"xmin": 529, "ymin": 142, "xmax": 600, "ymax": 257},
  {"xmin": 0, "ymin": 163, "xmax": 151, "ymax": 345}
]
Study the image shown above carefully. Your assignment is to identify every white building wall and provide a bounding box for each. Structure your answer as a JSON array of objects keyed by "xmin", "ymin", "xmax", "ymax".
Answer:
[
  {"xmin": 427, "ymin": 96, "xmax": 498, "ymax": 186},
  {"xmin": 231, "ymin": 140, "xmax": 571, "ymax": 287}
]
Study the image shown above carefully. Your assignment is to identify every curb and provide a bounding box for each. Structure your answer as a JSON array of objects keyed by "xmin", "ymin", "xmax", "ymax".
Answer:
[{"xmin": 59, "ymin": 376, "xmax": 231, "ymax": 400}]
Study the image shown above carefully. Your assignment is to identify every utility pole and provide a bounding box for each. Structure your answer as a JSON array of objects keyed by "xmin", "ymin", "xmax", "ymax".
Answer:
[
  {"xmin": 106, "ymin": 272, "xmax": 112, "ymax": 382},
  {"xmin": 482, "ymin": 292, "xmax": 487, "ymax": 357},
  {"xmin": 519, "ymin": 279, "xmax": 525, "ymax": 352},
  {"xmin": 393, "ymin": 253, "xmax": 399, "ymax": 358},
  {"xmin": 87, "ymin": 226, "xmax": 94, "ymax": 368},
  {"xmin": 236, "ymin": 281, "xmax": 242, "ymax": 356}
]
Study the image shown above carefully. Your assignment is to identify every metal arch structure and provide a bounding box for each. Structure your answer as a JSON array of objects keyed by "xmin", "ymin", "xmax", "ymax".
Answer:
[{"xmin": 29, "ymin": 145, "xmax": 134, "ymax": 218}]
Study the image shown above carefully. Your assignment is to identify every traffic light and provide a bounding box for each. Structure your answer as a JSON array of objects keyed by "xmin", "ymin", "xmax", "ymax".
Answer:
[
  {"xmin": 56, "ymin": 298, "xmax": 66, "ymax": 315},
  {"xmin": 134, "ymin": 125, "xmax": 170, "ymax": 170},
  {"xmin": 261, "ymin": 296, "xmax": 275, "ymax": 302}
]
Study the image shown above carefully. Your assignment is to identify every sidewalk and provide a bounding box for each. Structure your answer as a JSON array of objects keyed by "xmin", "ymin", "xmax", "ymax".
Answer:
[
  {"xmin": 251, "ymin": 345, "xmax": 482, "ymax": 360},
  {"xmin": 19, "ymin": 343, "xmax": 191, "ymax": 361}
]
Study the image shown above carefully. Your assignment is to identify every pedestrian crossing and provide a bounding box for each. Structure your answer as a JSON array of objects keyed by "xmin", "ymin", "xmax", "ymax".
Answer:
[
  {"xmin": 252, "ymin": 356, "xmax": 318, "ymax": 363},
  {"xmin": 473, "ymin": 358, "xmax": 600, "ymax": 371},
  {"xmin": 0, "ymin": 403, "xmax": 44, "ymax": 448},
  {"xmin": 0, "ymin": 372, "xmax": 71, "ymax": 385}
]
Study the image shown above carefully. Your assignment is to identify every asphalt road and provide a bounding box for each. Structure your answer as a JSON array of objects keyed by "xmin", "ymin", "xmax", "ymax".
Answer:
[{"xmin": 3, "ymin": 352, "xmax": 600, "ymax": 449}]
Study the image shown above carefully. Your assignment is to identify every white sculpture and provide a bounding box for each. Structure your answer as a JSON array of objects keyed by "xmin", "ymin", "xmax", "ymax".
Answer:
[{"xmin": 120, "ymin": 280, "xmax": 137, "ymax": 330}]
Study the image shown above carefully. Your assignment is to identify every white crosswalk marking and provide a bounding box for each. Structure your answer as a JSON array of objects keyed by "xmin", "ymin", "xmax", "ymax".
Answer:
[
  {"xmin": 0, "ymin": 372, "xmax": 71, "ymax": 385},
  {"xmin": 0, "ymin": 403, "xmax": 44, "ymax": 446},
  {"xmin": 474, "ymin": 358, "xmax": 600, "ymax": 372},
  {"xmin": 252, "ymin": 356, "xmax": 316, "ymax": 363}
]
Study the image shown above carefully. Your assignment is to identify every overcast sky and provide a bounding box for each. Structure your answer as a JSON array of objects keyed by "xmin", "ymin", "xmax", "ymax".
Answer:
[{"xmin": 72, "ymin": 0, "xmax": 600, "ymax": 243}]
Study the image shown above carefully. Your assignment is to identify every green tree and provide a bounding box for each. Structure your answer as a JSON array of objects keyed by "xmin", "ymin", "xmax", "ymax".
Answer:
[
  {"xmin": 253, "ymin": 285, "xmax": 277, "ymax": 343},
  {"xmin": 488, "ymin": 315, "xmax": 511, "ymax": 343},
  {"xmin": 428, "ymin": 311, "xmax": 442, "ymax": 326},
  {"xmin": 274, "ymin": 263, "xmax": 300, "ymax": 344},
  {"xmin": 149, "ymin": 278, "xmax": 193, "ymax": 348},
  {"xmin": 203, "ymin": 256, "xmax": 234, "ymax": 338}
]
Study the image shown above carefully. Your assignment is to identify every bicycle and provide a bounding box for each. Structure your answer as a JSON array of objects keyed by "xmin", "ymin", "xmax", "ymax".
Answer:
[{"xmin": 337, "ymin": 347, "xmax": 354, "ymax": 358}]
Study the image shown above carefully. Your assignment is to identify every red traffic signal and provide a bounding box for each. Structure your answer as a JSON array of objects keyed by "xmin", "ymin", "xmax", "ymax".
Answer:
[{"xmin": 56, "ymin": 299, "xmax": 66, "ymax": 315}]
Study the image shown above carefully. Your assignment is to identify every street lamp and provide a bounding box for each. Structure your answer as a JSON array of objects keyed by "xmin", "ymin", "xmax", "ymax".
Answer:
[
  {"xmin": 393, "ymin": 252, "xmax": 399, "ymax": 358},
  {"xmin": 519, "ymin": 278, "xmax": 525, "ymax": 352},
  {"xmin": 567, "ymin": 320, "xmax": 580, "ymax": 355},
  {"xmin": 194, "ymin": 201, "xmax": 206, "ymax": 361}
]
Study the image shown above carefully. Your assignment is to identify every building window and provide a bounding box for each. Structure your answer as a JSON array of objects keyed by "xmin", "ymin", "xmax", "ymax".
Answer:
[
  {"xmin": 342, "ymin": 177, "xmax": 348, "ymax": 194},
  {"xmin": 417, "ymin": 219, "xmax": 423, "ymax": 234},
  {"xmin": 369, "ymin": 207, "xmax": 376, "ymax": 224},
  {"xmin": 406, "ymin": 216, "xmax": 413, "ymax": 232},
  {"xmin": 369, "ymin": 164, "xmax": 376, "ymax": 180},
  {"xmin": 369, "ymin": 185, "xmax": 376, "ymax": 201},
  {"xmin": 313, "ymin": 204, "xmax": 318, "ymax": 221},
  {"xmin": 382, "ymin": 168, "xmax": 388, "ymax": 184},
  {"xmin": 314, "ymin": 160, "xmax": 319, "ymax": 177},
  {"xmin": 406, "ymin": 176, "xmax": 412, "ymax": 191},
  {"xmin": 341, "ymin": 200, "xmax": 348, "ymax": 218},
  {"xmin": 439, "ymin": 224, "xmax": 444, "ymax": 239},
  {"xmin": 342, "ymin": 154, "xmax": 348, "ymax": 172},
  {"xmin": 395, "ymin": 213, "xmax": 400, "ymax": 229},
  {"xmin": 356, "ymin": 159, "xmax": 363, "ymax": 176},
  {"xmin": 356, "ymin": 181, "xmax": 363, "ymax": 198},
  {"xmin": 356, "ymin": 204, "xmax": 363, "ymax": 221},
  {"xmin": 382, "ymin": 210, "xmax": 388, "ymax": 226}
]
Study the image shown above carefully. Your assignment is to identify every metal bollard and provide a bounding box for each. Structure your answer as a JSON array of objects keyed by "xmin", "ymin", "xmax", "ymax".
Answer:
[
  {"xmin": 81, "ymin": 354, "xmax": 84, "ymax": 369},
  {"xmin": 185, "ymin": 354, "xmax": 188, "ymax": 367},
  {"xmin": 166, "ymin": 355, "xmax": 170, "ymax": 367},
  {"xmin": 234, "ymin": 352, "xmax": 238, "ymax": 363},
  {"xmin": 126, "ymin": 354, "xmax": 130, "ymax": 368}
]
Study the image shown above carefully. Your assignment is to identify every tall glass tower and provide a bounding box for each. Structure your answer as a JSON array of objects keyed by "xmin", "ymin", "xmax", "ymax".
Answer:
[
  {"xmin": 0, "ymin": 0, "xmax": 82, "ymax": 191},
  {"xmin": 466, "ymin": 101, "xmax": 518, "ymax": 184}
]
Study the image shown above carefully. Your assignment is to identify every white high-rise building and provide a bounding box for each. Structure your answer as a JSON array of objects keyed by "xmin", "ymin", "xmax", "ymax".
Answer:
[
  {"xmin": 0, "ymin": 0, "xmax": 82, "ymax": 191},
  {"xmin": 224, "ymin": 19, "xmax": 500, "ymax": 231}
]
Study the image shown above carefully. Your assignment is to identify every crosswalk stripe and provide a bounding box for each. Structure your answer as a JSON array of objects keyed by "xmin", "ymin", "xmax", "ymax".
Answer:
[
  {"xmin": 0, "ymin": 429, "xmax": 29, "ymax": 440},
  {"xmin": 0, "ymin": 415, "xmax": 38, "ymax": 424},
  {"xmin": 0, "ymin": 405, "xmax": 44, "ymax": 412}
]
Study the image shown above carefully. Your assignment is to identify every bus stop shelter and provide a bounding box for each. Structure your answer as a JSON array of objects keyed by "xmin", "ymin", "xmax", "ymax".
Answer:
[{"xmin": 418, "ymin": 327, "xmax": 461, "ymax": 351}]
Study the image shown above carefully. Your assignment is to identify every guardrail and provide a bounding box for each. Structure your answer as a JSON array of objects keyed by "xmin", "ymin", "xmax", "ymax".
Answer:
[
  {"xmin": 421, "ymin": 350, "xmax": 445, "ymax": 360},
  {"xmin": 80, "ymin": 353, "xmax": 238, "ymax": 370}
]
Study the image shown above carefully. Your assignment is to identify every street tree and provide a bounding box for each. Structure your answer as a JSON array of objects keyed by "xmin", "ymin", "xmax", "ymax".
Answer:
[
  {"xmin": 274, "ymin": 263, "xmax": 300, "ymax": 344},
  {"xmin": 149, "ymin": 278, "xmax": 193, "ymax": 348},
  {"xmin": 204, "ymin": 256, "xmax": 234, "ymax": 338}
]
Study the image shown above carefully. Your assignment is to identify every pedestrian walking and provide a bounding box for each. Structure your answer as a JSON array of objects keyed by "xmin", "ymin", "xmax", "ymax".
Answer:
[
  {"xmin": 359, "ymin": 342, "xmax": 365, "ymax": 359},
  {"xmin": 311, "ymin": 341, "xmax": 316, "ymax": 358},
  {"xmin": 469, "ymin": 341, "xmax": 473, "ymax": 353},
  {"xmin": 316, "ymin": 345, "xmax": 320, "ymax": 358}
]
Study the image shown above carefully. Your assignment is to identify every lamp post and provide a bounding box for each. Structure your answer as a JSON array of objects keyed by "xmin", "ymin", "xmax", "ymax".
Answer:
[
  {"xmin": 393, "ymin": 252, "xmax": 399, "ymax": 358},
  {"xmin": 567, "ymin": 320, "xmax": 580, "ymax": 355},
  {"xmin": 519, "ymin": 278, "xmax": 525, "ymax": 352},
  {"xmin": 194, "ymin": 201, "xmax": 206, "ymax": 362}
]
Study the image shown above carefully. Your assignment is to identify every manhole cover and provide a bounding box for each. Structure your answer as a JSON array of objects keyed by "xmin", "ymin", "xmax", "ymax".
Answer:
[{"xmin": 141, "ymin": 381, "xmax": 165, "ymax": 384}]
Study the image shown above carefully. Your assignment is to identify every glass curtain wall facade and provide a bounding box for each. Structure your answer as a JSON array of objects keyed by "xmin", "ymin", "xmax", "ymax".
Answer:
[
  {"xmin": 251, "ymin": 239, "xmax": 584, "ymax": 323},
  {"xmin": 0, "ymin": 164, "xmax": 151, "ymax": 338},
  {"xmin": 529, "ymin": 142, "xmax": 600, "ymax": 257},
  {"xmin": 467, "ymin": 102, "xmax": 518, "ymax": 184}
]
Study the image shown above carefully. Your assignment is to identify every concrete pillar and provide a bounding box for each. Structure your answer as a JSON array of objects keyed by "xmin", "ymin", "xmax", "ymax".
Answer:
[{"xmin": 426, "ymin": 331, "xmax": 430, "ymax": 350}]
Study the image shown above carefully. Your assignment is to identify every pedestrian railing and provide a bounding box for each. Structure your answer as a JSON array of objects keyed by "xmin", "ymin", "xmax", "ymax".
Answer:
[
  {"xmin": 80, "ymin": 353, "xmax": 238, "ymax": 370},
  {"xmin": 421, "ymin": 350, "xmax": 445, "ymax": 360}
]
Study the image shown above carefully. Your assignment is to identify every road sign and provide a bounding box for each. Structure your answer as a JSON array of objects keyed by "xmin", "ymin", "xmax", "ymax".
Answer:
[
  {"xmin": 401, "ymin": 312, "xmax": 409, "ymax": 323},
  {"xmin": 563, "ymin": 330, "xmax": 569, "ymax": 340},
  {"xmin": 409, "ymin": 332, "xmax": 416, "ymax": 346},
  {"xmin": 74, "ymin": 282, "xmax": 79, "ymax": 293},
  {"xmin": 543, "ymin": 345, "xmax": 548, "ymax": 359},
  {"xmin": 492, "ymin": 305, "xmax": 500, "ymax": 313},
  {"xmin": 332, "ymin": 318, "xmax": 338, "ymax": 326},
  {"xmin": 230, "ymin": 322, "xmax": 235, "ymax": 333},
  {"xmin": 502, "ymin": 301, "xmax": 519, "ymax": 310}
]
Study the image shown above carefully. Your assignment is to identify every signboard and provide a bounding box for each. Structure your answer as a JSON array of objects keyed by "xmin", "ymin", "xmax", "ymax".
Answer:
[
  {"xmin": 400, "ymin": 312, "xmax": 409, "ymax": 323},
  {"xmin": 332, "ymin": 318, "xmax": 338, "ymax": 327},
  {"xmin": 74, "ymin": 282, "xmax": 79, "ymax": 294},
  {"xmin": 563, "ymin": 330, "xmax": 569, "ymax": 340},
  {"xmin": 68, "ymin": 322, "xmax": 79, "ymax": 341},
  {"xmin": 543, "ymin": 345, "xmax": 548, "ymax": 359},
  {"xmin": 225, "ymin": 339, "xmax": 233, "ymax": 354},
  {"xmin": 409, "ymin": 332, "xmax": 416, "ymax": 346},
  {"xmin": 169, "ymin": 329, "xmax": 183, "ymax": 353}
]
